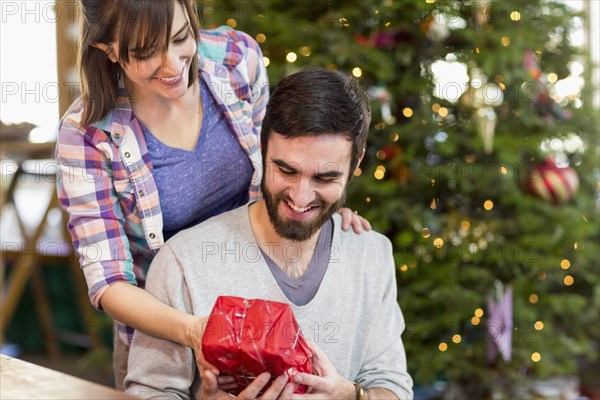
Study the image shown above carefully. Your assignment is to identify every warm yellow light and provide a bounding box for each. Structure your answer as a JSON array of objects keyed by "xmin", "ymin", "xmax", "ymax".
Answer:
[
  {"xmin": 501, "ymin": 36, "xmax": 511, "ymax": 46},
  {"xmin": 561, "ymin": 259, "xmax": 571, "ymax": 270},
  {"xmin": 263, "ymin": 57, "xmax": 270, "ymax": 67},
  {"xmin": 365, "ymin": 196, "xmax": 371, "ymax": 203},
  {"xmin": 299, "ymin": 46, "xmax": 311, "ymax": 56},
  {"xmin": 226, "ymin": 18, "xmax": 237, "ymax": 28},
  {"xmin": 376, "ymin": 165, "xmax": 386, "ymax": 172},
  {"xmin": 256, "ymin": 33, "xmax": 266, "ymax": 43},
  {"xmin": 564, "ymin": 275, "xmax": 574, "ymax": 286},
  {"xmin": 403, "ymin": 108, "xmax": 413, "ymax": 117},
  {"xmin": 474, "ymin": 308, "xmax": 484, "ymax": 318},
  {"xmin": 352, "ymin": 67, "xmax": 363, "ymax": 77},
  {"xmin": 484, "ymin": 200, "xmax": 494, "ymax": 210},
  {"xmin": 426, "ymin": 0, "xmax": 436, "ymax": 3},
  {"xmin": 438, "ymin": 342, "xmax": 448, "ymax": 351},
  {"xmin": 433, "ymin": 238, "xmax": 444, "ymax": 248},
  {"xmin": 421, "ymin": 228, "xmax": 431, "ymax": 238},
  {"xmin": 438, "ymin": 107, "xmax": 448, "ymax": 117},
  {"xmin": 286, "ymin": 52, "xmax": 297, "ymax": 63},
  {"xmin": 374, "ymin": 170, "xmax": 385, "ymax": 180},
  {"xmin": 471, "ymin": 316, "xmax": 480, "ymax": 325},
  {"xmin": 430, "ymin": 198, "xmax": 437, "ymax": 209},
  {"xmin": 400, "ymin": 264, "xmax": 409, "ymax": 272},
  {"xmin": 391, "ymin": 132, "xmax": 399, "ymax": 142},
  {"xmin": 531, "ymin": 352, "xmax": 541, "ymax": 362},
  {"xmin": 548, "ymin": 73, "xmax": 558, "ymax": 83},
  {"xmin": 500, "ymin": 166, "xmax": 508, "ymax": 175},
  {"xmin": 510, "ymin": 11, "xmax": 521, "ymax": 21},
  {"xmin": 498, "ymin": 82, "xmax": 506, "ymax": 90},
  {"xmin": 529, "ymin": 293, "xmax": 539, "ymax": 304},
  {"xmin": 534, "ymin": 321, "xmax": 544, "ymax": 331},
  {"xmin": 461, "ymin": 220, "xmax": 471, "ymax": 230},
  {"xmin": 452, "ymin": 334, "xmax": 462, "ymax": 344},
  {"xmin": 432, "ymin": 103, "xmax": 440, "ymax": 112},
  {"xmin": 354, "ymin": 167, "xmax": 362, "ymax": 177}
]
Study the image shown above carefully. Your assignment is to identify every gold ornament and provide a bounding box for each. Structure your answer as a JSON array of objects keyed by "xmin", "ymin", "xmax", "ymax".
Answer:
[
  {"xmin": 460, "ymin": 68, "xmax": 504, "ymax": 109},
  {"xmin": 459, "ymin": 68, "xmax": 503, "ymax": 155},
  {"xmin": 473, "ymin": 107, "xmax": 497, "ymax": 155}
]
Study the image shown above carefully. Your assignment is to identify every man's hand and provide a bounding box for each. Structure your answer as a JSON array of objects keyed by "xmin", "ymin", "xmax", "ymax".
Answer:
[
  {"xmin": 200, "ymin": 371, "xmax": 294, "ymax": 400},
  {"xmin": 290, "ymin": 340, "xmax": 355, "ymax": 399}
]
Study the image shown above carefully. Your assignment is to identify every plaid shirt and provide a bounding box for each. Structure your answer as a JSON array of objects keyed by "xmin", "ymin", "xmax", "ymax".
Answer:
[{"xmin": 56, "ymin": 26, "xmax": 268, "ymax": 310}]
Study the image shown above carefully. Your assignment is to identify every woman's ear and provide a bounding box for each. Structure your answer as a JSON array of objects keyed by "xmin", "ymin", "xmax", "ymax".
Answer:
[{"xmin": 92, "ymin": 42, "xmax": 118, "ymax": 63}]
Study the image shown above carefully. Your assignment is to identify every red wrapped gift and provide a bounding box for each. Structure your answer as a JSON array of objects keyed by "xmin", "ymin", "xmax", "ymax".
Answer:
[{"xmin": 202, "ymin": 296, "xmax": 312, "ymax": 395}]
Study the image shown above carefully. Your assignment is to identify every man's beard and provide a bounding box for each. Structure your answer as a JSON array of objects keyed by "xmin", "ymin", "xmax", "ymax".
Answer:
[{"xmin": 262, "ymin": 184, "xmax": 346, "ymax": 242}]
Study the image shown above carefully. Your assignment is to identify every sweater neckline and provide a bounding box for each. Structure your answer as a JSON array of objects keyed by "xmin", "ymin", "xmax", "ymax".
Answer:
[{"xmin": 239, "ymin": 203, "xmax": 342, "ymax": 314}]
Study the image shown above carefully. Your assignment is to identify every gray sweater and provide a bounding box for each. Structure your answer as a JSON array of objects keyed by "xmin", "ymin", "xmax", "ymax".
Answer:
[{"xmin": 124, "ymin": 205, "xmax": 413, "ymax": 399}]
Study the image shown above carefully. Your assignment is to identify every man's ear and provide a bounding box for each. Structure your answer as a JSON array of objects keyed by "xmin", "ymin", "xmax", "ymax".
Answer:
[
  {"xmin": 354, "ymin": 148, "xmax": 366, "ymax": 172},
  {"xmin": 92, "ymin": 42, "xmax": 118, "ymax": 63}
]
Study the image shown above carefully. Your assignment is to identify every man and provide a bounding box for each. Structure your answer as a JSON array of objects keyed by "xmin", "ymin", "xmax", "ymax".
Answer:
[{"xmin": 124, "ymin": 68, "xmax": 413, "ymax": 399}]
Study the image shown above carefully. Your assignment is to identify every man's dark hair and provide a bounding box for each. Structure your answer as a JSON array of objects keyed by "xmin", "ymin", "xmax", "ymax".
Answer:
[{"xmin": 260, "ymin": 68, "xmax": 371, "ymax": 177}]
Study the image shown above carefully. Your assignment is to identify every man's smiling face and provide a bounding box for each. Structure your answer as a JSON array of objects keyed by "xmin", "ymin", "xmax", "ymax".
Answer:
[{"xmin": 261, "ymin": 132, "xmax": 353, "ymax": 242}]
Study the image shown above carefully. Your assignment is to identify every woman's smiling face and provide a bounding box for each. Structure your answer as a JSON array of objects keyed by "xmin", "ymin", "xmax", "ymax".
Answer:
[{"xmin": 110, "ymin": 1, "xmax": 197, "ymax": 103}]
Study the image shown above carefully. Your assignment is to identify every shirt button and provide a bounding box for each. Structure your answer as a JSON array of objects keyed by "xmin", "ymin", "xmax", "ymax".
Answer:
[
  {"xmin": 114, "ymin": 133, "xmax": 120, "ymax": 139},
  {"xmin": 138, "ymin": 190, "xmax": 145, "ymax": 197},
  {"xmin": 149, "ymin": 233, "xmax": 156, "ymax": 239},
  {"xmin": 124, "ymin": 152, "xmax": 131, "ymax": 158}
]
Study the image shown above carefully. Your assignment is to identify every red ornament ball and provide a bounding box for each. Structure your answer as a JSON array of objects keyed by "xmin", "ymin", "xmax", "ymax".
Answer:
[
  {"xmin": 527, "ymin": 158, "xmax": 579, "ymax": 204},
  {"xmin": 380, "ymin": 144, "xmax": 402, "ymax": 161}
]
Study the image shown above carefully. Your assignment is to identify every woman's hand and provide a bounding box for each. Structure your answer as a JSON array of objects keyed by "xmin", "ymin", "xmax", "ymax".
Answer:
[
  {"xmin": 187, "ymin": 316, "xmax": 269, "ymax": 395},
  {"xmin": 186, "ymin": 315, "xmax": 219, "ymax": 375},
  {"xmin": 338, "ymin": 207, "xmax": 372, "ymax": 234}
]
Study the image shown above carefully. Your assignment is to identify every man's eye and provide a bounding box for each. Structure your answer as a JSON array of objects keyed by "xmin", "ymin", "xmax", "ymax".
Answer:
[
  {"xmin": 279, "ymin": 168, "xmax": 295, "ymax": 175},
  {"xmin": 316, "ymin": 177, "xmax": 335, "ymax": 184}
]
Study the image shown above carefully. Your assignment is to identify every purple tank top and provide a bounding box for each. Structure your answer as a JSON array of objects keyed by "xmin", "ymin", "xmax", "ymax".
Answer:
[{"xmin": 143, "ymin": 79, "xmax": 254, "ymax": 240}]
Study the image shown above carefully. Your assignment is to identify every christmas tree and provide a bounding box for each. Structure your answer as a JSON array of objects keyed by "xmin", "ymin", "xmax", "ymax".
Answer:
[{"xmin": 203, "ymin": 1, "xmax": 599, "ymax": 397}]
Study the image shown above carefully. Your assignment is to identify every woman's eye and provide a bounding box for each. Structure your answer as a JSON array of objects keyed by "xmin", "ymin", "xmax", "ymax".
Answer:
[
  {"xmin": 174, "ymin": 33, "xmax": 189, "ymax": 44},
  {"xmin": 133, "ymin": 51, "xmax": 156, "ymax": 61}
]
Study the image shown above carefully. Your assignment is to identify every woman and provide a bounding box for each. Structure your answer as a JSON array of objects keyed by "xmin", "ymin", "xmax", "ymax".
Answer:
[{"xmin": 56, "ymin": 0, "xmax": 369, "ymax": 389}]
